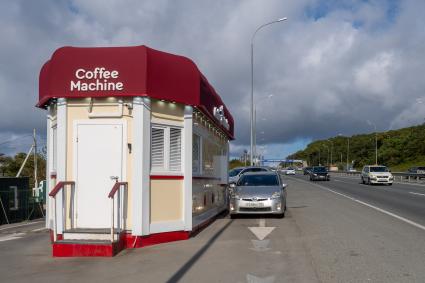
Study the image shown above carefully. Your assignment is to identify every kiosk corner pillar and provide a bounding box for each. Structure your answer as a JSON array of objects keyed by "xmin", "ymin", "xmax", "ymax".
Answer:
[
  {"xmin": 132, "ymin": 97, "xmax": 151, "ymax": 236},
  {"xmin": 183, "ymin": 106, "xmax": 193, "ymax": 231},
  {"xmin": 55, "ymin": 98, "xmax": 67, "ymax": 234}
]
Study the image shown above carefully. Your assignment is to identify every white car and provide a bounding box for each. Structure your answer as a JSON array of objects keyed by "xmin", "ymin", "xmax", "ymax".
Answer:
[
  {"xmin": 285, "ymin": 168, "xmax": 296, "ymax": 175},
  {"xmin": 361, "ymin": 165, "xmax": 393, "ymax": 185}
]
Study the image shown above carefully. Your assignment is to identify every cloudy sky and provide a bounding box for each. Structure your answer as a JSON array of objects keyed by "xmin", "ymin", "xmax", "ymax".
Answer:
[{"xmin": 0, "ymin": 0, "xmax": 424, "ymax": 159}]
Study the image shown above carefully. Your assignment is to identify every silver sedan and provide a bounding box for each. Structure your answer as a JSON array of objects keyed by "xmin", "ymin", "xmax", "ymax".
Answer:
[{"xmin": 229, "ymin": 172, "xmax": 287, "ymax": 218}]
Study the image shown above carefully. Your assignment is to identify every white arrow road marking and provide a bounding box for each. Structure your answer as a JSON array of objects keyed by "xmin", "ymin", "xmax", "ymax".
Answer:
[
  {"xmin": 250, "ymin": 239, "xmax": 271, "ymax": 252},
  {"xmin": 259, "ymin": 218, "xmax": 266, "ymax": 227},
  {"xmin": 246, "ymin": 274, "xmax": 276, "ymax": 283},
  {"xmin": 248, "ymin": 227, "xmax": 275, "ymax": 241},
  {"xmin": 0, "ymin": 233, "xmax": 25, "ymax": 242}
]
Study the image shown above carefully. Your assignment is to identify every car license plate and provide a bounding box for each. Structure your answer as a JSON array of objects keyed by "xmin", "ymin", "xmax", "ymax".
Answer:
[{"xmin": 246, "ymin": 202, "xmax": 264, "ymax": 208}]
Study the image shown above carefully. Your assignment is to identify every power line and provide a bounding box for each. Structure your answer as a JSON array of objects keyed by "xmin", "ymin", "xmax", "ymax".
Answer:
[{"xmin": 0, "ymin": 134, "xmax": 33, "ymax": 147}]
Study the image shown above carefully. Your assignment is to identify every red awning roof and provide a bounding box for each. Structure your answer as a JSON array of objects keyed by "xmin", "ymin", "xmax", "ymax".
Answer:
[{"xmin": 38, "ymin": 45, "xmax": 234, "ymax": 139}]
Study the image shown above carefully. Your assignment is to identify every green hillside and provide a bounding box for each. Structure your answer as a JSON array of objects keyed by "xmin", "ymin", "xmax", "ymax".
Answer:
[{"xmin": 287, "ymin": 124, "xmax": 425, "ymax": 171}]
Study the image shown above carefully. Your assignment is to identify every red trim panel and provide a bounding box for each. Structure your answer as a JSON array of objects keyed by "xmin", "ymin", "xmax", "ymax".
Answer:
[
  {"xmin": 150, "ymin": 175, "xmax": 184, "ymax": 180},
  {"xmin": 123, "ymin": 231, "xmax": 190, "ymax": 248},
  {"xmin": 53, "ymin": 242, "xmax": 115, "ymax": 257},
  {"xmin": 52, "ymin": 231, "xmax": 189, "ymax": 257}
]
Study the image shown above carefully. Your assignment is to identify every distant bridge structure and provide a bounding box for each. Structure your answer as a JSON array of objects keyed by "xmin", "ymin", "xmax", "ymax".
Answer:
[{"xmin": 260, "ymin": 159, "xmax": 305, "ymax": 167}]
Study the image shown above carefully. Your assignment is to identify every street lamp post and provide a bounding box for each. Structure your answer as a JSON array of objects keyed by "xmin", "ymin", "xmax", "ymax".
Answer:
[
  {"xmin": 339, "ymin": 133, "xmax": 350, "ymax": 171},
  {"xmin": 253, "ymin": 94, "xmax": 273, "ymax": 162},
  {"xmin": 367, "ymin": 121, "xmax": 378, "ymax": 165},
  {"xmin": 322, "ymin": 144, "xmax": 329, "ymax": 166},
  {"xmin": 318, "ymin": 149, "xmax": 321, "ymax": 165},
  {"xmin": 347, "ymin": 137, "xmax": 350, "ymax": 170},
  {"xmin": 250, "ymin": 17, "xmax": 287, "ymax": 165}
]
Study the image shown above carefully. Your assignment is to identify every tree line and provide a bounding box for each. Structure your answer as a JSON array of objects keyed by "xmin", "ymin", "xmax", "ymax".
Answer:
[
  {"xmin": 287, "ymin": 124, "xmax": 425, "ymax": 171},
  {"xmin": 0, "ymin": 152, "xmax": 46, "ymax": 188}
]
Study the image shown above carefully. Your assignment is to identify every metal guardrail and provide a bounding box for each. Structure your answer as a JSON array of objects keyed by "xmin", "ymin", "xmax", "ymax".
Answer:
[{"xmin": 330, "ymin": 171, "xmax": 425, "ymax": 184}]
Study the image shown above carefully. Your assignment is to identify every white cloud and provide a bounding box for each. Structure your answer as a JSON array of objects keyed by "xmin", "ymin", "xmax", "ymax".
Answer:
[{"xmin": 0, "ymin": 0, "xmax": 424, "ymax": 158}]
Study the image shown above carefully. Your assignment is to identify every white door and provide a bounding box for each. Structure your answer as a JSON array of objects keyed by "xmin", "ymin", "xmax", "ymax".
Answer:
[{"xmin": 75, "ymin": 122, "xmax": 124, "ymax": 228}]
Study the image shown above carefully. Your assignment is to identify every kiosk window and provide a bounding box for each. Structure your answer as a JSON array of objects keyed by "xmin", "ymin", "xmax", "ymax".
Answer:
[
  {"xmin": 169, "ymin": 128, "xmax": 182, "ymax": 172},
  {"xmin": 151, "ymin": 127, "xmax": 165, "ymax": 170},
  {"xmin": 193, "ymin": 134, "xmax": 201, "ymax": 174},
  {"xmin": 151, "ymin": 125, "xmax": 182, "ymax": 173}
]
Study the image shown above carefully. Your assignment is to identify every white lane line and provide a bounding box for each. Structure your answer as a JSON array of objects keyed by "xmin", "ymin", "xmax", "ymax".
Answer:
[
  {"xmin": 0, "ymin": 220, "xmax": 44, "ymax": 232},
  {"xmin": 246, "ymin": 274, "xmax": 275, "ymax": 283},
  {"xmin": 410, "ymin": 192, "xmax": 425, "ymax": 197},
  {"xmin": 31, "ymin": 227, "xmax": 48, "ymax": 232},
  {"xmin": 292, "ymin": 177, "xmax": 425, "ymax": 232},
  {"xmin": 0, "ymin": 233, "xmax": 25, "ymax": 242}
]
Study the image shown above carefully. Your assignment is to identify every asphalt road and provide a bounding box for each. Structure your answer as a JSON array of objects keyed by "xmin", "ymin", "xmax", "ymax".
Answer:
[
  {"xmin": 1, "ymin": 176, "xmax": 425, "ymax": 282},
  {"xmin": 325, "ymin": 173, "xmax": 425, "ymax": 227}
]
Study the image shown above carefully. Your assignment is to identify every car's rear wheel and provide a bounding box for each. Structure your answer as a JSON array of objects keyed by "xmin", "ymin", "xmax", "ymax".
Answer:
[{"xmin": 388, "ymin": 183, "xmax": 393, "ymax": 186}]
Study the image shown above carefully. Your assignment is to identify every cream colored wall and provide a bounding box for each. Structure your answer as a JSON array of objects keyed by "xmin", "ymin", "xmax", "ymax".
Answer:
[
  {"xmin": 65, "ymin": 98, "xmax": 133, "ymax": 230},
  {"xmin": 150, "ymin": 179, "xmax": 183, "ymax": 222},
  {"xmin": 151, "ymin": 100, "xmax": 184, "ymax": 121}
]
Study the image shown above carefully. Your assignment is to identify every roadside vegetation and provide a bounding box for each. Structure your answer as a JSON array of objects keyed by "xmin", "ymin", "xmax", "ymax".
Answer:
[
  {"xmin": 287, "ymin": 124, "xmax": 425, "ymax": 171},
  {"xmin": 0, "ymin": 153, "xmax": 46, "ymax": 186}
]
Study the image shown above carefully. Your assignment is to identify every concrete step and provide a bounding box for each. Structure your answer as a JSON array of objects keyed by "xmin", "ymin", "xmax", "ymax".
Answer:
[{"xmin": 63, "ymin": 228, "xmax": 120, "ymax": 240}]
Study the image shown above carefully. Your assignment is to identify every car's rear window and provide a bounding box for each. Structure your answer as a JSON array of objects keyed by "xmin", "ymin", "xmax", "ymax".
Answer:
[
  {"xmin": 237, "ymin": 174, "xmax": 279, "ymax": 186},
  {"xmin": 313, "ymin": 167, "xmax": 327, "ymax": 173},
  {"xmin": 243, "ymin": 168, "xmax": 268, "ymax": 173},
  {"xmin": 229, "ymin": 168, "xmax": 243, "ymax": 177},
  {"xmin": 370, "ymin": 166, "xmax": 389, "ymax": 172}
]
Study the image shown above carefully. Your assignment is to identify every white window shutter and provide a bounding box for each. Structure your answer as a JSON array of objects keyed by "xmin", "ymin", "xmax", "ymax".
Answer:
[
  {"xmin": 151, "ymin": 127, "xmax": 165, "ymax": 170},
  {"xmin": 169, "ymin": 128, "xmax": 182, "ymax": 171}
]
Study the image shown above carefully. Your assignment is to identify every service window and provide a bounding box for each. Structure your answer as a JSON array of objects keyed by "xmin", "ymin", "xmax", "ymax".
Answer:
[
  {"xmin": 151, "ymin": 125, "xmax": 182, "ymax": 173},
  {"xmin": 193, "ymin": 134, "xmax": 201, "ymax": 174},
  {"xmin": 9, "ymin": 186, "xmax": 18, "ymax": 210}
]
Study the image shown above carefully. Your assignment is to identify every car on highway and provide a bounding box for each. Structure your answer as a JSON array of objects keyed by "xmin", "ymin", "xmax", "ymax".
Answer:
[
  {"xmin": 303, "ymin": 167, "xmax": 312, "ymax": 175},
  {"xmin": 361, "ymin": 165, "xmax": 394, "ymax": 185},
  {"xmin": 407, "ymin": 166, "xmax": 425, "ymax": 174},
  {"xmin": 309, "ymin": 166, "xmax": 330, "ymax": 181},
  {"xmin": 228, "ymin": 166, "xmax": 271, "ymax": 184},
  {"xmin": 229, "ymin": 172, "xmax": 287, "ymax": 218},
  {"xmin": 285, "ymin": 167, "xmax": 296, "ymax": 175}
]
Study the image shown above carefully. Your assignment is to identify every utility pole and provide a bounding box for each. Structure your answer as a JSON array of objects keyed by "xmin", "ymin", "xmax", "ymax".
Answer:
[
  {"xmin": 33, "ymin": 129, "xmax": 38, "ymax": 191},
  {"xmin": 346, "ymin": 138, "xmax": 350, "ymax": 171},
  {"xmin": 318, "ymin": 149, "xmax": 321, "ymax": 165}
]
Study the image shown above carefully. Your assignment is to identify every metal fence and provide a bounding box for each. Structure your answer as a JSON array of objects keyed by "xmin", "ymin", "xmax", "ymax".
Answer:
[{"xmin": 0, "ymin": 177, "xmax": 45, "ymax": 225}]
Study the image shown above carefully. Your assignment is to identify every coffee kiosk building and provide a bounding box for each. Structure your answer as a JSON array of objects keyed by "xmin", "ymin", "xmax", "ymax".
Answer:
[{"xmin": 38, "ymin": 45, "xmax": 234, "ymax": 256}]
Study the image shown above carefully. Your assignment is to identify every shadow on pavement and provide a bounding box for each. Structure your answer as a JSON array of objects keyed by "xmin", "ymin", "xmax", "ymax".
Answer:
[{"xmin": 166, "ymin": 219, "xmax": 234, "ymax": 283}]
